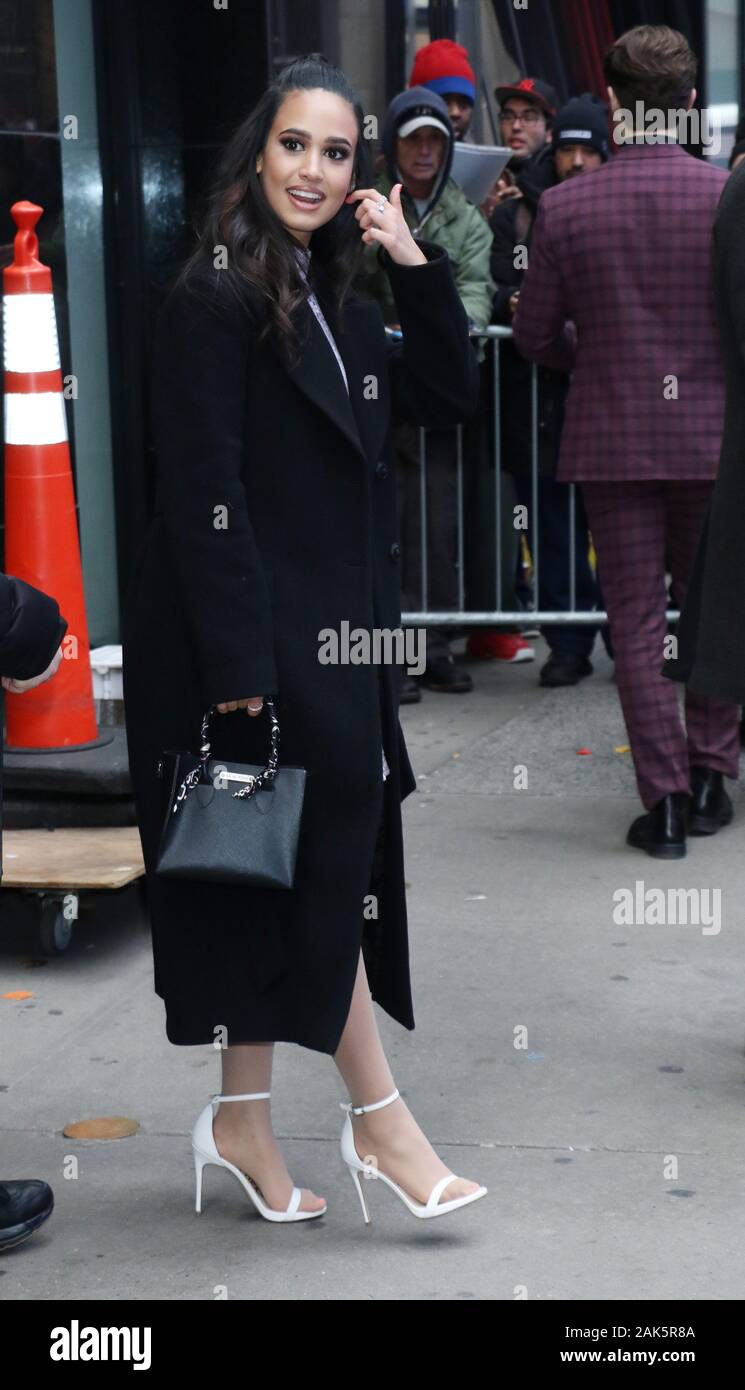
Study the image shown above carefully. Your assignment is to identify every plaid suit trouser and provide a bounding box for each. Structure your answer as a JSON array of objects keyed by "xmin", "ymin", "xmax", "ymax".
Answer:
[{"xmin": 581, "ymin": 480, "xmax": 740, "ymax": 810}]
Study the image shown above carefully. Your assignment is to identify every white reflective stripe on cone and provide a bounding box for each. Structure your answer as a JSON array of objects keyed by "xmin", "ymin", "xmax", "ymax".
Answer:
[
  {"xmin": 4, "ymin": 392, "xmax": 68, "ymax": 445},
  {"xmin": 3, "ymin": 294, "xmax": 61, "ymax": 372}
]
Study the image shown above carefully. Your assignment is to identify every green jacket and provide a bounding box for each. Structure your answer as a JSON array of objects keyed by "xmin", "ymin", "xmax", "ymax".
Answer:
[{"xmin": 359, "ymin": 166, "xmax": 495, "ymax": 361}]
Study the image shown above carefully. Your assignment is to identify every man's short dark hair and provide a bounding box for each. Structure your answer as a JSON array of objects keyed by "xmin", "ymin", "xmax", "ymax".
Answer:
[{"xmin": 603, "ymin": 24, "xmax": 697, "ymax": 115}]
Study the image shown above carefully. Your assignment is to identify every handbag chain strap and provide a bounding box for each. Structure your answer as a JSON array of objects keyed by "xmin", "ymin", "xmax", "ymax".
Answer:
[{"xmin": 171, "ymin": 697, "xmax": 280, "ymax": 814}]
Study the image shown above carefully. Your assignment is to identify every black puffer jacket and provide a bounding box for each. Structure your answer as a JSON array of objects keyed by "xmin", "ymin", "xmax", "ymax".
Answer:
[{"xmin": 489, "ymin": 146, "xmax": 569, "ymax": 476}]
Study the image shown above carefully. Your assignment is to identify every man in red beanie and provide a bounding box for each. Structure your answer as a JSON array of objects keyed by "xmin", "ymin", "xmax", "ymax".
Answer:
[{"xmin": 409, "ymin": 39, "xmax": 477, "ymax": 142}]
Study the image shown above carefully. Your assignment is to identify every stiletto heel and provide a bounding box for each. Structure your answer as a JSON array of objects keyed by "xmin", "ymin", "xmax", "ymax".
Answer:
[
  {"xmin": 350, "ymin": 1165, "xmax": 372, "ymax": 1225},
  {"xmin": 194, "ymin": 1150, "xmax": 207, "ymax": 1213},
  {"xmin": 191, "ymin": 1091, "xmax": 326, "ymax": 1223},
  {"xmin": 339, "ymin": 1087, "xmax": 487, "ymax": 1222}
]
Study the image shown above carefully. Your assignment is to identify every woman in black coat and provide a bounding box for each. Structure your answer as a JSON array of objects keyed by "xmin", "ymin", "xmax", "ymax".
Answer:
[
  {"xmin": 664, "ymin": 163, "xmax": 745, "ymax": 719},
  {"xmin": 123, "ymin": 54, "xmax": 487, "ymax": 1223}
]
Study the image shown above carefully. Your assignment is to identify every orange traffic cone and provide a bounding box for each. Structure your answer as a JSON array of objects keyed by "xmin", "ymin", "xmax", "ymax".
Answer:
[{"xmin": 3, "ymin": 201, "xmax": 98, "ymax": 748}]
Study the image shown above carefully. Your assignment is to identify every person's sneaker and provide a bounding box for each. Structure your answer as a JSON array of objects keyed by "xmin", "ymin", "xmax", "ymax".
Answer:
[
  {"xmin": 540, "ymin": 653, "xmax": 593, "ymax": 687},
  {"xmin": 399, "ymin": 675, "xmax": 422, "ymax": 704},
  {"xmin": 466, "ymin": 632, "xmax": 535, "ymax": 663},
  {"xmin": 420, "ymin": 656, "xmax": 473, "ymax": 693}
]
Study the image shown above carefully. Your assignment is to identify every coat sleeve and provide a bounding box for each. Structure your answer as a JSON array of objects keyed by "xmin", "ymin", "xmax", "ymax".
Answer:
[
  {"xmin": 450, "ymin": 206, "xmax": 495, "ymax": 331},
  {"xmin": 0, "ymin": 570, "xmax": 67, "ymax": 680},
  {"xmin": 382, "ymin": 241, "xmax": 481, "ymax": 429},
  {"xmin": 151, "ymin": 274, "xmax": 278, "ymax": 706},
  {"xmin": 357, "ymin": 236, "xmax": 393, "ymax": 321},
  {"xmin": 511, "ymin": 198, "xmax": 577, "ymax": 373}
]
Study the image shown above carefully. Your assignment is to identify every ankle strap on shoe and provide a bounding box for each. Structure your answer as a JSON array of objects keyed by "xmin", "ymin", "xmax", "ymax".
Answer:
[
  {"xmin": 212, "ymin": 1091, "xmax": 271, "ymax": 1104},
  {"xmin": 339, "ymin": 1087, "xmax": 400, "ymax": 1117}
]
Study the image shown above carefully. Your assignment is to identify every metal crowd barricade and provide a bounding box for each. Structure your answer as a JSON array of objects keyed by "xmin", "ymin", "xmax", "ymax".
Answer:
[{"xmin": 397, "ymin": 325, "xmax": 680, "ymax": 630}]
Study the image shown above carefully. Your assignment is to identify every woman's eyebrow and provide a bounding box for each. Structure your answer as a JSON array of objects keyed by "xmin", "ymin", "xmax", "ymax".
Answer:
[{"xmin": 278, "ymin": 127, "xmax": 353, "ymax": 147}]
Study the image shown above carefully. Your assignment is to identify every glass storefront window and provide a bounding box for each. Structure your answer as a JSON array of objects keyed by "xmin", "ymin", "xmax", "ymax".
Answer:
[{"xmin": 706, "ymin": 0, "xmax": 743, "ymax": 166}]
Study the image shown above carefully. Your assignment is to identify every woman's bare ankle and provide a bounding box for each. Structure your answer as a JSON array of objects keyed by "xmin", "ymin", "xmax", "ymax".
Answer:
[
  {"xmin": 351, "ymin": 1097, "xmax": 418, "ymax": 1147},
  {"xmin": 213, "ymin": 1107, "xmax": 274, "ymax": 1147}
]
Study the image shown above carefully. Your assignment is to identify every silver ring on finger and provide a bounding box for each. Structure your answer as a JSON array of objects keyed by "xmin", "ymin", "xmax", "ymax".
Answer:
[{"xmin": 375, "ymin": 198, "xmax": 387, "ymax": 214}]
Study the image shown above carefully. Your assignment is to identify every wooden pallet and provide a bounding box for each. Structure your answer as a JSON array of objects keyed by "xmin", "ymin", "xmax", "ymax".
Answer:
[{"xmin": 1, "ymin": 827, "xmax": 145, "ymax": 890}]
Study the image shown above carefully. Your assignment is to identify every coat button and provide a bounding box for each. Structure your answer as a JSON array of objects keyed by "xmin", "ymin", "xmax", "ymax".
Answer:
[
  {"xmin": 389, "ymin": 542, "xmax": 401, "ymax": 562},
  {"xmin": 375, "ymin": 459, "xmax": 388, "ymax": 479}
]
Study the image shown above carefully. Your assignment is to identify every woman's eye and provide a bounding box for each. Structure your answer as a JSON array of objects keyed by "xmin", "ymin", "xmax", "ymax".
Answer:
[{"xmin": 280, "ymin": 138, "xmax": 348, "ymax": 160}]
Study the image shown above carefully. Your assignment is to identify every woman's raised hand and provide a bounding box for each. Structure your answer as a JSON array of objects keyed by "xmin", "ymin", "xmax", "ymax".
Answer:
[
  {"xmin": 346, "ymin": 182, "xmax": 427, "ymax": 267},
  {"xmin": 216, "ymin": 697, "xmax": 264, "ymax": 716}
]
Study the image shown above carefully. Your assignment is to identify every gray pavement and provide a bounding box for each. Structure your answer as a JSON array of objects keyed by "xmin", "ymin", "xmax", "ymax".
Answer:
[{"xmin": 2, "ymin": 638, "xmax": 745, "ymax": 1300}]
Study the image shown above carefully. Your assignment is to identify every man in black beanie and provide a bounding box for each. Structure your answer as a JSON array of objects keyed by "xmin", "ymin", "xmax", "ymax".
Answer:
[{"xmin": 552, "ymin": 93, "xmax": 610, "ymax": 174}]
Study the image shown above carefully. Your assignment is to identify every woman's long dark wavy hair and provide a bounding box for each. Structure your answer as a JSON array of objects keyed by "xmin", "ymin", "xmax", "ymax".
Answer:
[{"xmin": 175, "ymin": 53, "xmax": 374, "ymax": 369}]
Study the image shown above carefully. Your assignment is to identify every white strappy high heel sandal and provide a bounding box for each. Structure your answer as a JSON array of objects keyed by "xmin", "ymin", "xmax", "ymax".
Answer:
[
  {"xmin": 340, "ymin": 1087, "xmax": 488, "ymax": 1223},
  {"xmin": 191, "ymin": 1091, "xmax": 327, "ymax": 1223}
]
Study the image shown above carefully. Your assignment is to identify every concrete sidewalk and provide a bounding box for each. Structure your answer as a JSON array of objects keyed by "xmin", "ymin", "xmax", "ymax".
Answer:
[{"xmin": 2, "ymin": 640, "xmax": 744, "ymax": 1300}]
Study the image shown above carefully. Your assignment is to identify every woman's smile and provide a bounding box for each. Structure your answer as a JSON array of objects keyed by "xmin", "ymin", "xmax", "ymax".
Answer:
[{"xmin": 286, "ymin": 186, "xmax": 326, "ymax": 211}]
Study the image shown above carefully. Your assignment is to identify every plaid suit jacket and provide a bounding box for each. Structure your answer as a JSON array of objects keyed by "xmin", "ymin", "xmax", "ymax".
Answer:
[{"xmin": 512, "ymin": 142, "xmax": 728, "ymax": 482}]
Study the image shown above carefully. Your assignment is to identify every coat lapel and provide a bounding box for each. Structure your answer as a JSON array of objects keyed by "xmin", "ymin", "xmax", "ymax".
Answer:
[{"xmin": 279, "ymin": 259, "xmax": 387, "ymax": 468}]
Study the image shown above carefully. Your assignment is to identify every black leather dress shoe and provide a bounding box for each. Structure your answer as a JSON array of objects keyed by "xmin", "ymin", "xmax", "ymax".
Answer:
[
  {"xmin": 689, "ymin": 766, "xmax": 733, "ymax": 835},
  {"xmin": 399, "ymin": 675, "xmax": 422, "ymax": 705},
  {"xmin": 0, "ymin": 1180, "xmax": 54, "ymax": 1251},
  {"xmin": 420, "ymin": 656, "xmax": 473, "ymax": 693},
  {"xmin": 539, "ymin": 653, "xmax": 593, "ymax": 687},
  {"xmin": 627, "ymin": 792, "xmax": 689, "ymax": 859}
]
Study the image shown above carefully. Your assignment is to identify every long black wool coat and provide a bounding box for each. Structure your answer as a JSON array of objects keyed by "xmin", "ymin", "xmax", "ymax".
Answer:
[
  {"xmin": 122, "ymin": 240, "xmax": 479, "ymax": 1054},
  {"xmin": 664, "ymin": 164, "xmax": 745, "ymax": 706}
]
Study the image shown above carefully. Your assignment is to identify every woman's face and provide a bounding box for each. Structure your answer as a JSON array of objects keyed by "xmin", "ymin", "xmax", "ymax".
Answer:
[{"xmin": 256, "ymin": 89, "xmax": 358, "ymax": 247}]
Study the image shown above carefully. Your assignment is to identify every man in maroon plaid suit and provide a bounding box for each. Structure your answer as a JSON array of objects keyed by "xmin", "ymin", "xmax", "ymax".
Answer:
[{"xmin": 513, "ymin": 24, "xmax": 740, "ymax": 859}]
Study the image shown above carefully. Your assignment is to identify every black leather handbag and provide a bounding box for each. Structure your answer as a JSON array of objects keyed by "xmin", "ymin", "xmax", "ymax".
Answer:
[{"xmin": 154, "ymin": 697, "xmax": 305, "ymax": 888}]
